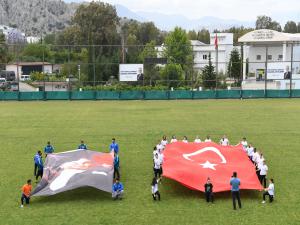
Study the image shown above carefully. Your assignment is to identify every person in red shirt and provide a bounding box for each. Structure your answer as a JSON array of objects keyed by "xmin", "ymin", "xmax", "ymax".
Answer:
[{"xmin": 20, "ymin": 179, "xmax": 32, "ymax": 208}]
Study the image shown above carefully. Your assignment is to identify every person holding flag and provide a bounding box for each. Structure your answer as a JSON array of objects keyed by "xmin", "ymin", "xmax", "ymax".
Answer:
[
  {"xmin": 113, "ymin": 152, "xmax": 120, "ymax": 179},
  {"xmin": 205, "ymin": 135, "xmax": 212, "ymax": 142},
  {"xmin": 170, "ymin": 135, "xmax": 178, "ymax": 143},
  {"xmin": 151, "ymin": 177, "xmax": 161, "ymax": 201},
  {"xmin": 35, "ymin": 151, "xmax": 44, "ymax": 182},
  {"xmin": 262, "ymin": 178, "xmax": 275, "ymax": 203},
  {"xmin": 20, "ymin": 179, "xmax": 32, "ymax": 208},
  {"xmin": 78, "ymin": 140, "xmax": 87, "ymax": 150},
  {"xmin": 220, "ymin": 135, "xmax": 230, "ymax": 146},
  {"xmin": 110, "ymin": 138, "xmax": 119, "ymax": 154},
  {"xmin": 194, "ymin": 136, "xmax": 202, "ymax": 143},
  {"xmin": 33, "ymin": 151, "xmax": 42, "ymax": 177},
  {"xmin": 44, "ymin": 141, "xmax": 54, "ymax": 157}
]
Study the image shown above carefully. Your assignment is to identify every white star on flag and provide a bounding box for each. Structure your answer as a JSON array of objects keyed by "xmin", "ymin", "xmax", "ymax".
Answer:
[{"xmin": 200, "ymin": 161, "xmax": 218, "ymax": 170}]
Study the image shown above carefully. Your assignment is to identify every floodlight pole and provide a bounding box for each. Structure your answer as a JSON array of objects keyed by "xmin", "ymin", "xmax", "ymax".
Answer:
[{"xmin": 290, "ymin": 43, "xmax": 294, "ymax": 98}]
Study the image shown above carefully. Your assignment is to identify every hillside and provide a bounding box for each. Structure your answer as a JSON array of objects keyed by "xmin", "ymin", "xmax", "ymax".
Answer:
[{"xmin": 0, "ymin": 0, "xmax": 78, "ymax": 36}]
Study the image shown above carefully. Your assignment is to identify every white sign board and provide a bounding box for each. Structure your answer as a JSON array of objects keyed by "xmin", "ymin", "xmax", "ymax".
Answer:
[
  {"xmin": 267, "ymin": 62, "xmax": 290, "ymax": 79},
  {"xmin": 119, "ymin": 64, "xmax": 144, "ymax": 82}
]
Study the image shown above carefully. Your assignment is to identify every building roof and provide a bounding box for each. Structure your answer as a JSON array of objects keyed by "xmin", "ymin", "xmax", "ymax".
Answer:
[
  {"xmin": 190, "ymin": 40, "xmax": 206, "ymax": 46},
  {"xmin": 7, "ymin": 62, "xmax": 52, "ymax": 66},
  {"xmin": 238, "ymin": 29, "xmax": 300, "ymax": 43}
]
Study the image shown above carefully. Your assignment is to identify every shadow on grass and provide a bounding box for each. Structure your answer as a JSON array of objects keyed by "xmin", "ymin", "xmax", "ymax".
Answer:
[
  {"xmin": 32, "ymin": 187, "xmax": 112, "ymax": 205},
  {"xmin": 163, "ymin": 179, "xmax": 261, "ymax": 200}
]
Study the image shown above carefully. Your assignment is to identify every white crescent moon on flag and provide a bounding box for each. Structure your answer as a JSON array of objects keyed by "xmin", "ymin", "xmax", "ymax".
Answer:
[{"xmin": 183, "ymin": 147, "xmax": 227, "ymax": 164}]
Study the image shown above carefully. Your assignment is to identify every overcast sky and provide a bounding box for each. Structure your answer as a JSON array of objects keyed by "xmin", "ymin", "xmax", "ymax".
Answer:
[{"xmin": 67, "ymin": 0, "xmax": 300, "ymax": 22}]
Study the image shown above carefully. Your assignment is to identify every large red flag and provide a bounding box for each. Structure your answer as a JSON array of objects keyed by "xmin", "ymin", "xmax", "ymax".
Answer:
[
  {"xmin": 214, "ymin": 33, "xmax": 218, "ymax": 49},
  {"xmin": 162, "ymin": 142, "xmax": 262, "ymax": 192}
]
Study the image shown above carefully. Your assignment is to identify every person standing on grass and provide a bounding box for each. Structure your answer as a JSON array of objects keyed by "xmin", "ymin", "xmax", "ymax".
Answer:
[
  {"xmin": 182, "ymin": 136, "xmax": 188, "ymax": 143},
  {"xmin": 259, "ymin": 160, "xmax": 268, "ymax": 188},
  {"xmin": 204, "ymin": 177, "xmax": 214, "ymax": 203},
  {"xmin": 113, "ymin": 152, "xmax": 120, "ymax": 179},
  {"xmin": 112, "ymin": 178, "xmax": 124, "ymax": 200},
  {"xmin": 151, "ymin": 177, "xmax": 161, "ymax": 201},
  {"xmin": 78, "ymin": 140, "xmax": 87, "ymax": 150},
  {"xmin": 35, "ymin": 151, "xmax": 44, "ymax": 182},
  {"xmin": 170, "ymin": 135, "xmax": 177, "ymax": 143},
  {"xmin": 262, "ymin": 179, "xmax": 275, "ymax": 204},
  {"xmin": 220, "ymin": 135, "xmax": 229, "ymax": 146},
  {"xmin": 161, "ymin": 135, "xmax": 168, "ymax": 147},
  {"xmin": 44, "ymin": 141, "xmax": 54, "ymax": 157},
  {"xmin": 33, "ymin": 151, "xmax": 42, "ymax": 177},
  {"xmin": 194, "ymin": 136, "xmax": 202, "ymax": 143},
  {"xmin": 256, "ymin": 152, "xmax": 264, "ymax": 178},
  {"xmin": 153, "ymin": 153, "xmax": 162, "ymax": 181},
  {"xmin": 110, "ymin": 138, "xmax": 119, "ymax": 154},
  {"xmin": 205, "ymin": 135, "xmax": 212, "ymax": 143},
  {"xmin": 241, "ymin": 137, "xmax": 248, "ymax": 151},
  {"xmin": 230, "ymin": 172, "xmax": 242, "ymax": 210},
  {"xmin": 20, "ymin": 179, "xmax": 32, "ymax": 208}
]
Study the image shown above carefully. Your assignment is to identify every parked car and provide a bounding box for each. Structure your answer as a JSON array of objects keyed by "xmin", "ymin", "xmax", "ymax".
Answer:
[
  {"xmin": 20, "ymin": 75, "xmax": 31, "ymax": 81},
  {"xmin": 0, "ymin": 71, "xmax": 16, "ymax": 81}
]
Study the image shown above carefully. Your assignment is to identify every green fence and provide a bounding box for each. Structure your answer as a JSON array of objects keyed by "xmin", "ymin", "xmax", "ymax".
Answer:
[{"xmin": 0, "ymin": 90, "xmax": 300, "ymax": 101}]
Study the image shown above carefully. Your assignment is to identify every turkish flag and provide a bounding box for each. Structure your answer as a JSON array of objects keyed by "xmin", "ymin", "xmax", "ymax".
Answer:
[
  {"xmin": 214, "ymin": 33, "xmax": 218, "ymax": 49},
  {"xmin": 162, "ymin": 142, "xmax": 262, "ymax": 192}
]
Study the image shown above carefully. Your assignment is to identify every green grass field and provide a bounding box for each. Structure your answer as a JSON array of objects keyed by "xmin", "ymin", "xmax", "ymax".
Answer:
[{"xmin": 0, "ymin": 100, "xmax": 300, "ymax": 225}]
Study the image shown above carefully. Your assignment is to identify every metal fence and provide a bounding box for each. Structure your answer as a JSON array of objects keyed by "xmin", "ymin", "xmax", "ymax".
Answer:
[{"xmin": 1, "ymin": 43, "xmax": 300, "ymax": 98}]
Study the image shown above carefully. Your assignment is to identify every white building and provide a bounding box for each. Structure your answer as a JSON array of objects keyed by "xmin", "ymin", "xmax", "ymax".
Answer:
[
  {"xmin": 6, "ymin": 62, "xmax": 54, "ymax": 80},
  {"xmin": 239, "ymin": 29, "xmax": 300, "ymax": 90},
  {"xmin": 156, "ymin": 33, "xmax": 234, "ymax": 74}
]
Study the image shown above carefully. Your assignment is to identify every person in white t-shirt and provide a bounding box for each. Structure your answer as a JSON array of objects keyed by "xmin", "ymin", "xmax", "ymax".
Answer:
[
  {"xmin": 262, "ymin": 178, "xmax": 274, "ymax": 203},
  {"xmin": 161, "ymin": 135, "xmax": 168, "ymax": 147},
  {"xmin": 251, "ymin": 148, "xmax": 259, "ymax": 164},
  {"xmin": 170, "ymin": 135, "xmax": 177, "ymax": 143},
  {"xmin": 151, "ymin": 177, "xmax": 161, "ymax": 201},
  {"xmin": 153, "ymin": 153, "xmax": 162, "ymax": 180},
  {"xmin": 182, "ymin": 136, "xmax": 188, "ymax": 143},
  {"xmin": 259, "ymin": 160, "xmax": 268, "ymax": 188},
  {"xmin": 220, "ymin": 135, "xmax": 229, "ymax": 146},
  {"xmin": 156, "ymin": 141, "xmax": 164, "ymax": 152},
  {"xmin": 194, "ymin": 136, "xmax": 201, "ymax": 143},
  {"xmin": 256, "ymin": 152, "xmax": 265, "ymax": 178},
  {"xmin": 241, "ymin": 137, "xmax": 248, "ymax": 151},
  {"xmin": 205, "ymin": 135, "xmax": 212, "ymax": 142},
  {"xmin": 247, "ymin": 144, "xmax": 254, "ymax": 159}
]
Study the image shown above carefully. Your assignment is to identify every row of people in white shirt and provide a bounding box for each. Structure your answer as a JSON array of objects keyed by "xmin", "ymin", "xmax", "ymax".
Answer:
[{"xmin": 161, "ymin": 135, "xmax": 232, "ymax": 146}]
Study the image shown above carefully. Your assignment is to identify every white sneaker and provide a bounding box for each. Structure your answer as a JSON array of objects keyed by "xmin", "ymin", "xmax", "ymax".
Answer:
[
  {"xmin": 20, "ymin": 205, "xmax": 24, "ymax": 208},
  {"xmin": 262, "ymin": 201, "xmax": 266, "ymax": 204}
]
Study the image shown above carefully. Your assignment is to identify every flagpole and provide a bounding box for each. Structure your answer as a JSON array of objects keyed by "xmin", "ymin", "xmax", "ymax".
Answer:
[{"xmin": 215, "ymin": 34, "xmax": 219, "ymax": 89}]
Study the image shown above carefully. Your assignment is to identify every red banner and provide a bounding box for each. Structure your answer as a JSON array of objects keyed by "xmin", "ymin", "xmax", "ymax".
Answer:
[{"xmin": 163, "ymin": 142, "xmax": 262, "ymax": 192}]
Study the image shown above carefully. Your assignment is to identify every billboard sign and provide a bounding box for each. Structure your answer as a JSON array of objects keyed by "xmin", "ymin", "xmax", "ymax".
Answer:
[{"xmin": 119, "ymin": 64, "xmax": 144, "ymax": 82}]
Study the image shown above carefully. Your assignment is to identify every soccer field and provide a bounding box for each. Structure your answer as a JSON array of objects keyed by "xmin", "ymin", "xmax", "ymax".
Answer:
[{"xmin": 0, "ymin": 100, "xmax": 299, "ymax": 225}]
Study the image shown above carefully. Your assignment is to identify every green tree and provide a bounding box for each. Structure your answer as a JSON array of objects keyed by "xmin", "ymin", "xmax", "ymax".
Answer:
[
  {"xmin": 160, "ymin": 63, "xmax": 184, "ymax": 87},
  {"xmin": 202, "ymin": 53, "xmax": 216, "ymax": 89},
  {"xmin": 139, "ymin": 41, "xmax": 159, "ymax": 83},
  {"xmin": 284, "ymin": 21, "xmax": 298, "ymax": 33},
  {"xmin": 255, "ymin": 16, "xmax": 282, "ymax": 31},
  {"xmin": 197, "ymin": 29, "xmax": 210, "ymax": 44},
  {"xmin": 20, "ymin": 44, "xmax": 52, "ymax": 62},
  {"xmin": 0, "ymin": 33, "xmax": 10, "ymax": 69},
  {"xmin": 163, "ymin": 27, "xmax": 193, "ymax": 80},
  {"xmin": 227, "ymin": 48, "xmax": 241, "ymax": 80},
  {"xmin": 70, "ymin": 1, "xmax": 120, "ymax": 81},
  {"xmin": 187, "ymin": 30, "xmax": 198, "ymax": 40},
  {"xmin": 223, "ymin": 26, "xmax": 254, "ymax": 44}
]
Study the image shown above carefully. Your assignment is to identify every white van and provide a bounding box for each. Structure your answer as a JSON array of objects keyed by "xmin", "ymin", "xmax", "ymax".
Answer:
[{"xmin": 20, "ymin": 75, "xmax": 31, "ymax": 81}]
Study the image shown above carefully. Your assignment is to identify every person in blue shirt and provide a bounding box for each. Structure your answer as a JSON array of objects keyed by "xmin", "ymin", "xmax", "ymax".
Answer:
[
  {"xmin": 112, "ymin": 178, "xmax": 124, "ymax": 200},
  {"xmin": 34, "ymin": 151, "xmax": 42, "ymax": 176},
  {"xmin": 78, "ymin": 140, "xmax": 87, "ymax": 150},
  {"xmin": 44, "ymin": 141, "xmax": 54, "ymax": 156},
  {"xmin": 110, "ymin": 138, "xmax": 119, "ymax": 154},
  {"xmin": 35, "ymin": 151, "xmax": 44, "ymax": 182},
  {"xmin": 230, "ymin": 172, "xmax": 242, "ymax": 210},
  {"xmin": 113, "ymin": 152, "xmax": 120, "ymax": 179}
]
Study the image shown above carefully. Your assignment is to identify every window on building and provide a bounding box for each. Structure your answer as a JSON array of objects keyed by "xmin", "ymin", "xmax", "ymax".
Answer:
[
  {"xmin": 278, "ymin": 55, "xmax": 283, "ymax": 60},
  {"xmin": 268, "ymin": 55, "xmax": 272, "ymax": 60},
  {"xmin": 256, "ymin": 55, "xmax": 261, "ymax": 60},
  {"xmin": 203, "ymin": 55, "xmax": 208, "ymax": 60}
]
